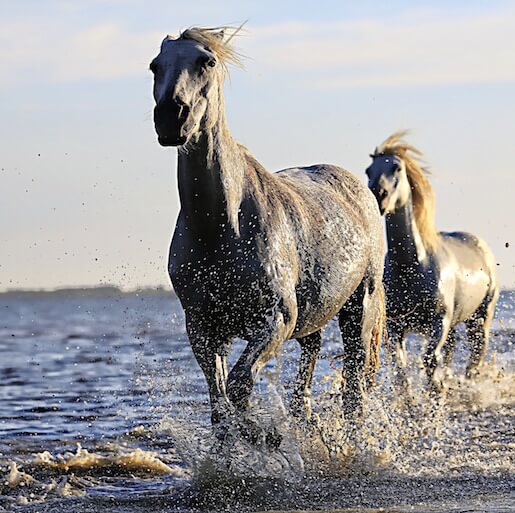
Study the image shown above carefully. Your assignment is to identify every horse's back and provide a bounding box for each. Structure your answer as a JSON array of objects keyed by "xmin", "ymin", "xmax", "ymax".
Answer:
[
  {"xmin": 275, "ymin": 164, "xmax": 380, "ymax": 224},
  {"xmin": 275, "ymin": 164, "xmax": 383, "ymax": 258},
  {"xmin": 440, "ymin": 231, "xmax": 496, "ymax": 275}
]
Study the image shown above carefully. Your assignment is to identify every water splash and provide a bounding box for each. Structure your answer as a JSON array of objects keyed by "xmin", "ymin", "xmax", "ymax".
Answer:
[{"xmin": 0, "ymin": 291, "xmax": 513, "ymax": 511}]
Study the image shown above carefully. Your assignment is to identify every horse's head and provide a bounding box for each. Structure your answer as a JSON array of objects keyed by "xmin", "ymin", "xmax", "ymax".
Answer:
[
  {"xmin": 150, "ymin": 29, "xmax": 229, "ymax": 147},
  {"xmin": 365, "ymin": 152, "xmax": 411, "ymax": 215}
]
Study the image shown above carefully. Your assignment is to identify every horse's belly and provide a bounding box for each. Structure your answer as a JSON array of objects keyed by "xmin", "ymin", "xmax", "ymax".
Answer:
[
  {"xmin": 452, "ymin": 268, "xmax": 491, "ymax": 323},
  {"xmin": 293, "ymin": 263, "xmax": 367, "ymax": 337},
  {"xmin": 385, "ymin": 269, "xmax": 438, "ymax": 333}
]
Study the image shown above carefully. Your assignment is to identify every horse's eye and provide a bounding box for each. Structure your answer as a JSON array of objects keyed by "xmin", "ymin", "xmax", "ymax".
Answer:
[{"xmin": 198, "ymin": 56, "xmax": 217, "ymax": 70}]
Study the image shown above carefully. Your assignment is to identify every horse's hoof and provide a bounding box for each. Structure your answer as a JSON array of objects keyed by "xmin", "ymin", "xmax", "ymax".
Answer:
[
  {"xmin": 308, "ymin": 413, "xmax": 322, "ymax": 431},
  {"xmin": 289, "ymin": 404, "xmax": 304, "ymax": 420},
  {"xmin": 265, "ymin": 427, "xmax": 282, "ymax": 449},
  {"xmin": 236, "ymin": 419, "xmax": 282, "ymax": 449},
  {"xmin": 465, "ymin": 367, "xmax": 480, "ymax": 380},
  {"xmin": 213, "ymin": 424, "xmax": 230, "ymax": 443},
  {"xmin": 236, "ymin": 418, "xmax": 261, "ymax": 445}
]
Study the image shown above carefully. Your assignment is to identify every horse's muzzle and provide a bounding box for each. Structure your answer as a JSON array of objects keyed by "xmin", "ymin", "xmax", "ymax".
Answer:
[
  {"xmin": 157, "ymin": 134, "xmax": 187, "ymax": 147},
  {"xmin": 370, "ymin": 187, "xmax": 388, "ymax": 216},
  {"xmin": 154, "ymin": 99, "xmax": 190, "ymax": 146}
]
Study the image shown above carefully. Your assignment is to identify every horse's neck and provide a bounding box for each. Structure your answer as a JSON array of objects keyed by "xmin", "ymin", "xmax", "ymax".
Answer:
[
  {"xmin": 177, "ymin": 106, "xmax": 244, "ymax": 238},
  {"xmin": 385, "ymin": 200, "xmax": 429, "ymax": 265}
]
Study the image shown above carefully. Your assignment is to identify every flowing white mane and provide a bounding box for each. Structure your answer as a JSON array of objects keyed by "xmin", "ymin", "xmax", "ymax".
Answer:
[
  {"xmin": 374, "ymin": 130, "xmax": 439, "ymax": 251},
  {"xmin": 170, "ymin": 26, "xmax": 245, "ymax": 74}
]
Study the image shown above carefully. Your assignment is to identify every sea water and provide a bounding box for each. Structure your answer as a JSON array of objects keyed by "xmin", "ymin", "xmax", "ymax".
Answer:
[{"xmin": 0, "ymin": 289, "xmax": 513, "ymax": 512}]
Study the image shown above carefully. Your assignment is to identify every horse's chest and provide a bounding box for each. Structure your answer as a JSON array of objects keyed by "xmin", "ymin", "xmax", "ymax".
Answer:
[
  {"xmin": 169, "ymin": 252, "xmax": 271, "ymax": 317},
  {"xmin": 385, "ymin": 264, "xmax": 437, "ymax": 326}
]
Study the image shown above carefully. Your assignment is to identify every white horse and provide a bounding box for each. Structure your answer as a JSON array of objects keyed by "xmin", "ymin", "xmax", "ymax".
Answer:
[
  {"xmin": 150, "ymin": 27, "xmax": 385, "ymax": 444},
  {"xmin": 366, "ymin": 131, "xmax": 499, "ymax": 391}
]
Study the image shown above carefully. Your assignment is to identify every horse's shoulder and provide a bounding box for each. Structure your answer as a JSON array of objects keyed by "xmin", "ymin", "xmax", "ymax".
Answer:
[{"xmin": 440, "ymin": 231, "xmax": 489, "ymax": 254}]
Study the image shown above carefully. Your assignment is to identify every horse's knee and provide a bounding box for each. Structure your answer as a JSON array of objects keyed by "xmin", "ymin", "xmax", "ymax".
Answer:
[{"xmin": 226, "ymin": 322, "xmax": 291, "ymax": 411}]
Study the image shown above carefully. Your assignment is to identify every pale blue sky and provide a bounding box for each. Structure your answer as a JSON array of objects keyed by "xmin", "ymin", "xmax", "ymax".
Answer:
[{"xmin": 1, "ymin": 0, "xmax": 514, "ymax": 290}]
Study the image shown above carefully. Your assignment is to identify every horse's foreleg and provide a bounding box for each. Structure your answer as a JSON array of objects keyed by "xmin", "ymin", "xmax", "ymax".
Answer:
[
  {"xmin": 291, "ymin": 330, "xmax": 322, "ymax": 420},
  {"xmin": 338, "ymin": 280, "xmax": 374, "ymax": 420},
  {"xmin": 424, "ymin": 315, "xmax": 451, "ymax": 394},
  {"xmin": 186, "ymin": 319, "xmax": 231, "ymax": 426},
  {"xmin": 225, "ymin": 311, "xmax": 293, "ymax": 446},
  {"xmin": 226, "ymin": 315, "xmax": 290, "ymax": 412}
]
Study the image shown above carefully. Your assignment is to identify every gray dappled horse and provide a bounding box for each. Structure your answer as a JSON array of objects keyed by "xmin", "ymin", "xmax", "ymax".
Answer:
[
  {"xmin": 150, "ymin": 27, "xmax": 385, "ymax": 443},
  {"xmin": 366, "ymin": 132, "xmax": 499, "ymax": 391}
]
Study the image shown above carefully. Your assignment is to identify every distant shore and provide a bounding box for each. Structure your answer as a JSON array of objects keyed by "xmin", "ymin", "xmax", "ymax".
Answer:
[{"xmin": 0, "ymin": 285, "xmax": 176, "ymax": 297}]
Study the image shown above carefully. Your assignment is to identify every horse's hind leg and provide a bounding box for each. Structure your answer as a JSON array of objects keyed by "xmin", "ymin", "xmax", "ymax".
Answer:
[
  {"xmin": 388, "ymin": 323, "xmax": 408, "ymax": 386},
  {"xmin": 465, "ymin": 290, "xmax": 498, "ymax": 378},
  {"xmin": 442, "ymin": 327, "xmax": 457, "ymax": 369},
  {"xmin": 338, "ymin": 276, "xmax": 381, "ymax": 419},
  {"xmin": 291, "ymin": 330, "xmax": 322, "ymax": 420}
]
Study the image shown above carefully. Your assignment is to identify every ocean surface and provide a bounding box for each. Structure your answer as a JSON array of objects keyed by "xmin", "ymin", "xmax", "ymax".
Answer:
[{"xmin": 0, "ymin": 288, "xmax": 513, "ymax": 512}]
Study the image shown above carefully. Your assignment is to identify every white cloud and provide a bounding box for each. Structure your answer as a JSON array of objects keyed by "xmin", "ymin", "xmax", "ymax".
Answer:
[
  {"xmin": 242, "ymin": 7, "xmax": 515, "ymax": 88},
  {"xmin": 0, "ymin": 20, "xmax": 161, "ymax": 84},
  {"xmin": 0, "ymin": 6, "xmax": 514, "ymax": 88}
]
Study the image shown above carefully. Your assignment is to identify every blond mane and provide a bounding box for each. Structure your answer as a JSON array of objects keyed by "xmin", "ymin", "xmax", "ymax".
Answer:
[
  {"xmin": 171, "ymin": 25, "xmax": 244, "ymax": 74},
  {"xmin": 374, "ymin": 131, "xmax": 439, "ymax": 251}
]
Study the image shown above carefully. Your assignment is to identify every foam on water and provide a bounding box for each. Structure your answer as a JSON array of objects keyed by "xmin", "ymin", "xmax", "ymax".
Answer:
[
  {"xmin": 0, "ymin": 444, "xmax": 186, "ymax": 507},
  {"xmin": 1, "ymin": 360, "xmax": 513, "ymax": 511}
]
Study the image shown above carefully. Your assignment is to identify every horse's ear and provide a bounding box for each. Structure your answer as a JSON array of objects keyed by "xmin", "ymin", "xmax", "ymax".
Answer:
[{"xmin": 161, "ymin": 36, "xmax": 174, "ymax": 50}]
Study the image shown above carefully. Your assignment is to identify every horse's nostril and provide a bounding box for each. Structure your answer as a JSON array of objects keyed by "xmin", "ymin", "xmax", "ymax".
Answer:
[
  {"xmin": 178, "ymin": 104, "xmax": 190, "ymax": 125},
  {"xmin": 372, "ymin": 186, "xmax": 385, "ymax": 200},
  {"xmin": 174, "ymin": 97, "xmax": 187, "ymax": 107}
]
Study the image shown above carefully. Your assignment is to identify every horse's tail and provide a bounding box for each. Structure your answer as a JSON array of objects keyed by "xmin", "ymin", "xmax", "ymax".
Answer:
[{"xmin": 366, "ymin": 281, "xmax": 386, "ymax": 388}]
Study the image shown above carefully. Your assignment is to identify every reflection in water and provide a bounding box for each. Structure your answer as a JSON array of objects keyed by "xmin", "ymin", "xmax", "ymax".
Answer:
[{"xmin": 0, "ymin": 290, "xmax": 513, "ymax": 511}]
